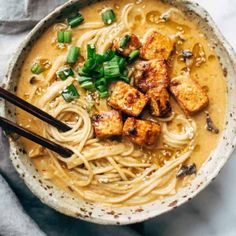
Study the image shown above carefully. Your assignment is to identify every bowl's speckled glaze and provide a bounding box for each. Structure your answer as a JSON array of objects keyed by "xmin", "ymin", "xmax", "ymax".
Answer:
[{"xmin": 0, "ymin": 0, "xmax": 235, "ymax": 225}]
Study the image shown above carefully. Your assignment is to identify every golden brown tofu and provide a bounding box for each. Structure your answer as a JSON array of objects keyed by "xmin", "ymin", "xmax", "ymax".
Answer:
[
  {"xmin": 147, "ymin": 86, "xmax": 172, "ymax": 117},
  {"xmin": 170, "ymin": 74, "xmax": 209, "ymax": 115},
  {"xmin": 140, "ymin": 31, "xmax": 174, "ymax": 60},
  {"xmin": 113, "ymin": 34, "xmax": 142, "ymax": 57},
  {"xmin": 123, "ymin": 118, "xmax": 161, "ymax": 146},
  {"xmin": 92, "ymin": 110, "xmax": 123, "ymax": 138},
  {"xmin": 108, "ymin": 81, "xmax": 148, "ymax": 117},
  {"xmin": 133, "ymin": 59, "xmax": 169, "ymax": 93}
]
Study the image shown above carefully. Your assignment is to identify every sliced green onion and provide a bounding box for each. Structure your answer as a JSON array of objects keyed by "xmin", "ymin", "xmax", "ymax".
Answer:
[
  {"xmin": 104, "ymin": 60, "xmax": 120, "ymax": 79},
  {"xmin": 67, "ymin": 46, "xmax": 80, "ymax": 64},
  {"xmin": 57, "ymin": 31, "xmax": 72, "ymax": 43},
  {"xmin": 61, "ymin": 84, "xmax": 79, "ymax": 102},
  {"xmin": 87, "ymin": 96, "xmax": 95, "ymax": 114},
  {"xmin": 95, "ymin": 77, "xmax": 107, "ymax": 87},
  {"xmin": 128, "ymin": 49, "xmax": 140, "ymax": 63},
  {"xmin": 121, "ymin": 76, "xmax": 130, "ymax": 83},
  {"xmin": 94, "ymin": 54, "xmax": 104, "ymax": 64},
  {"xmin": 58, "ymin": 71, "xmax": 67, "ymax": 80},
  {"xmin": 102, "ymin": 49, "xmax": 115, "ymax": 61},
  {"xmin": 120, "ymin": 34, "xmax": 130, "ymax": 48},
  {"xmin": 57, "ymin": 31, "xmax": 64, "ymax": 43},
  {"xmin": 97, "ymin": 85, "xmax": 107, "ymax": 92},
  {"xmin": 31, "ymin": 63, "xmax": 43, "ymax": 74},
  {"xmin": 99, "ymin": 90, "xmax": 109, "ymax": 98},
  {"xmin": 63, "ymin": 67, "xmax": 74, "ymax": 77},
  {"xmin": 64, "ymin": 31, "xmax": 72, "ymax": 43},
  {"xmin": 82, "ymin": 58, "xmax": 96, "ymax": 73},
  {"xmin": 80, "ymin": 81, "xmax": 95, "ymax": 91},
  {"xmin": 57, "ymin": 67, "xmax": 74, "ymax": 80},
  {"xmin": 101, "ymin": 9, "xmax": 116, "ymax": 25},
  {"xmin": 123, "ymin": 69, "xmax": 128, "ymax": 77},
  {"xmin": 78, "ymin": 75, "xmax": 92, "ymax": 84},
  {"xmin": 87, "ymin": 44, "xmax": 96, "ymax": 59},
  {"xmin": 77, "ymin": 67, "xmax": 89, "ymax": 76},
  {"xmin": 118, "ymin": 57, "xmax": 126, "ymax": 71},
  {"xmin": 94, "ymin": 66, "xmax": 104, "ymax": 78},
  {"xmin": 68, "ymin": 13, "xmax": 84, "ymax": 28}
]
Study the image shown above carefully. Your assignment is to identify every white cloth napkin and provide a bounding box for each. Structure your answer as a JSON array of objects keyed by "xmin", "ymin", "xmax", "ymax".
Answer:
[
  {"xmin": 0, "ymin": 174, "xmax": 45, "ymax": 236},
  {"xmin": 0, "ymin": 0, "xmax": 66, "ymax": 34}
]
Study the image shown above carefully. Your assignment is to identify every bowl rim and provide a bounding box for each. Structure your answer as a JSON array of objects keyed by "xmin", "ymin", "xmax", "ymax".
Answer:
[{"xmin": 1, "ymin": 0, "xmax": 236, "ymax": 225}]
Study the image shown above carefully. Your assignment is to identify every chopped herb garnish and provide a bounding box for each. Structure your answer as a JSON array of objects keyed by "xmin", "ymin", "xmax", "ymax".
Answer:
[
  {"xmin": 57, "ymin": 31, "xmax": 72, "ymax": 43},
  {"xmin": 120, "ymin": 34, "xmax": 130, "ymax": 48},
  {"xmin": 97, "ymin": 85, "xmax": 107, "ymax": 92},
  {"xmin": 95, "ymin": 77, "xmax": 107, "ymax": 87},
  {"xmin": 128, "ymin": 49, "xmax": 140, "ymax": 63},
  {"xmin": 67, "ymin": 13, "xmax": 84, "ymax": 28},
  {"xmin": 82, "ymin": 58, "xmax": 96, "ymax": 73},
  {"xmin": 64, "ymin": 31, "xmax": 72, "ymax": 43},
  {"xmin": 57, "ymin": 67, "xmax": 74, "ymax": 80},
  {"xmin": 104, "ymin": 60, "xmax": 120, "ymax": 79},
  {"xmin": 93, "ymin": 66, "xmax": 104, "ymax": 78},
  {"xmin": 77, "ymin": 67, "xmax": 89, "ymax": 76},
  {"xmin": 78, "ymin": 44, "xmax": 130, "ymax": 98},
  {"xmin": 57, "ymin": 31, "xmax": 65, "ymax": 43},
  {"xmin": 94, "ymin": 54, "xmax": 104, "ymax": 65},
  {"xmin": 80, "ymin": 81, "xmax": 95, "ymax": 91},
  {"xmin": 123, "ymin": 69, "xmax": 128, "ymax": 77},
  {"xmin": 67, "ymin": 46, "xmax": 80, "ymax": 64},
  {"xmin": 61, "ymin": 84, "xmax": 79, "ymax": 102},
  {"xmin": 120, "ymin": 76, "xmax": 130, "ymax": 83},
  {"xmin": 102, "ymin": 49, "xmax": 115, "ymax": 61},
  {"xmin": 101, "ymin": 9, "xmax": 116, "ymax": 25},
  {"xmin": 31, "ymin": 63, "xmax": 43, "ymax": 74},
  {"xmin": 78, "ymin": 75, "xmax": 92, "ymax": 84},
  {"xmin": 99, "ymin": 90, "xmax": 109, "ymax": 98},
  {"xmin": 87, "ymin": 44, "xmax": 96, "ymax": 59},
  {"xmin": 117, "ymin": 57, "xmax": 126, "ymax": 71}
]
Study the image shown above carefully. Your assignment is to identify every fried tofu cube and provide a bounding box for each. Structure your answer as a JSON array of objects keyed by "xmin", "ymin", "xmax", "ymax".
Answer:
[
  {"xmin": 133, "ymin": 59, "xmax": 169, "ymax": 93},
  {"xmin": 141, "ymin": 31, "xmax": 174, "ymax": 60},
  {"xmin": 108, "ymin": 81, "xmax": 148, "ymax": 117},
  {"xmin": 147, "ymin": 86, "xmax": 172, "ymax": 117},
  {"xmin": 170, "ymin": 74, "xmax": 209, "ymax": 115},
  {"xmin": 123, "ymin": 118, "xmax": 161, "ymax": 146},
  {"xmin": 92, "ymin": 110, "xmax": 123, "ymax": 138},
  {"xmin": 113, "ymin": 34, "xmax": 142, "ymax": 57}
]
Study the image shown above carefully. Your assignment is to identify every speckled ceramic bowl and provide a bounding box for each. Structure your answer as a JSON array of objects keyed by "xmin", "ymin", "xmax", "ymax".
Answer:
[{"xmin": 0, "ymin": 0, "xmax": 236, "ymax": 225}]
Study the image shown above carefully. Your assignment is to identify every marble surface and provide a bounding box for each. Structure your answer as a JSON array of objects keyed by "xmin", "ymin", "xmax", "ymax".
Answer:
[{"xmin": 0, "ymin": 0, "xmax": 236, "ymax": 235}]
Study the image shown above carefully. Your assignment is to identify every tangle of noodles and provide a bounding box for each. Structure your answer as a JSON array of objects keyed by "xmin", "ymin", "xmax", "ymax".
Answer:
[{"xmin": 20, "ymin": 3, "xmax": 200, "ymax": 206}]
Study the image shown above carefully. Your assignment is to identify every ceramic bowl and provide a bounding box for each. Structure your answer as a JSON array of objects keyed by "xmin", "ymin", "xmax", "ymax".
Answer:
[{"xmin": 0, "ymin": 0, "xmax": 236, "ymax": 225}]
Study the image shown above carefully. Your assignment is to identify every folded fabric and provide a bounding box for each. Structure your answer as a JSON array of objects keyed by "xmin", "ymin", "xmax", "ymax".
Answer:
[
  {"xmin": 0, "ymin": 0, "xmax": 66, "ymax": 34},
  {"xmin": 0, "ymin": 173, "xmax": 46, "ymax": 236}
]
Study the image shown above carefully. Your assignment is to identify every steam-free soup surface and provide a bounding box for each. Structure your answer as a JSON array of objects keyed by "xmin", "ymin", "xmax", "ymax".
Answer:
[{"xmin": 16, "ymin": 0, "xmax": 226, "ymax": 206}]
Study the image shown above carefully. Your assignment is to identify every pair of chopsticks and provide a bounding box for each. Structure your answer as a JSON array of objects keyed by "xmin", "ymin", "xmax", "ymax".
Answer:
[{"xmin": 0, "ymin": 87, "xmax": 73, "ymax": 158}]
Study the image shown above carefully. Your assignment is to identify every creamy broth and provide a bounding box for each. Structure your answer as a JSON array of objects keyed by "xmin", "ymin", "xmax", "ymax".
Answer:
[{"xmin": 16, "ymin": 0, "xmax": 227, "ymax": 206}]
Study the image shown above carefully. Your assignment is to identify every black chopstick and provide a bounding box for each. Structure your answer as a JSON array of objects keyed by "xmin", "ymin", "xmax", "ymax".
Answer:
[
  {"xmin": 0, "ymin": 87, "xmax": 71, "ymax": 132},
  {"xmin": 0, "ymin": 116, "xmax": 73, "ymax": 158}
]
